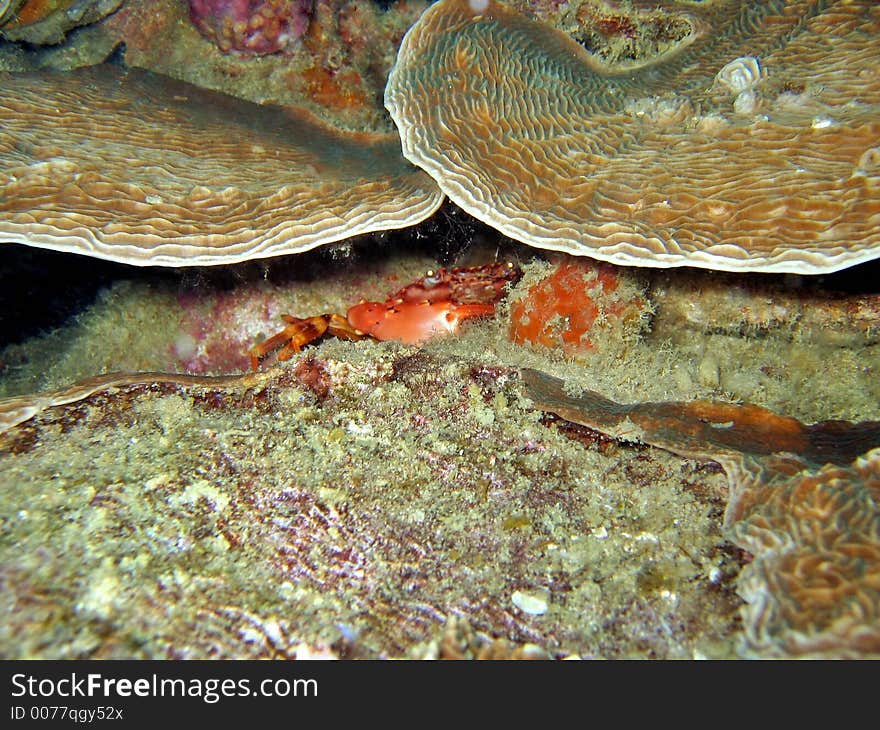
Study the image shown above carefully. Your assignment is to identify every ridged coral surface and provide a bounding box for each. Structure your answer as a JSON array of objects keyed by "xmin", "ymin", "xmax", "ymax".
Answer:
[
  {"xmin": 729, "ymin": 452, "xmax": 880, "ymax": 658},
  {"xmin": 386, "ymin": 0, "xmax": 880, "ymax": 273},
  {"xmin": 3, "ymin": 1, "xmax": 879, "ymax": 271},
  {"xmin": 0, "ymin": 66, "xmax": 442, "ymax": 266},
  {"xmin": 523, "ymin": 369, "xmax": 880, "ymax": 657}
]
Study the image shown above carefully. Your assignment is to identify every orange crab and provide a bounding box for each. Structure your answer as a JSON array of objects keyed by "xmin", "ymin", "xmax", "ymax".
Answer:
[{"xmin": 248, "ymin": 262, "xmax": 521, "ymax": 369}]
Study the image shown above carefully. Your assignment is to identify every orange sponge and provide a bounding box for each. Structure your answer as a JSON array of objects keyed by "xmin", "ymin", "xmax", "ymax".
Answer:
[{"xmin": 509, "ymin": 260, "xmax": 648, "ymax": 354}]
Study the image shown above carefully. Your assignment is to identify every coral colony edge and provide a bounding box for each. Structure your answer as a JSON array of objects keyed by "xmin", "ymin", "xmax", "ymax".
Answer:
[{"xmin": 0, "ymin": 0, "xmax": 879, "ymax": 658}]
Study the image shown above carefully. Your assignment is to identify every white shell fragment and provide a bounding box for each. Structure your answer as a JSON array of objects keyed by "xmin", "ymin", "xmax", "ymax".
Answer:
[
  {"xmin": 511, "ymin": 590, "xmax": 549, "ymax": 615},
  {"xmin": 714, "ymin": 55, "xmax": 765, "ymax": 94}
]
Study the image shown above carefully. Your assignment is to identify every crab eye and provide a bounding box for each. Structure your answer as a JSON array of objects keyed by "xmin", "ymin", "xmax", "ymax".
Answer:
[{"xmin": 421, "ymin": 270, "xmax": 441, "ymax": 288}]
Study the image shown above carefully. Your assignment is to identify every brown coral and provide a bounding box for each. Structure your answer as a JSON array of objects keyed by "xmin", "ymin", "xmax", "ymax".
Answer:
[
  {"xmin": 386, "ymin": 0, "xmax": 880, "ymax": 273},
  {"xmin": 523, "ymin": 368, "xmax": 880, "ymax": 657},
  {"xmin": 2, "ymin": 1, "xmax": 879, "ymax": 272},
  {"xmin": 0, "ymin": 66, "xmax": 442, "ymax": 266},
  {"xmin": 728, "ymin": 451, "xmax": 880, "ymax": 658}
]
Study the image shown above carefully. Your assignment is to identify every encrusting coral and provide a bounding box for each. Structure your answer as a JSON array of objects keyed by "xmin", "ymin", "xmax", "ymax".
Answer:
[
  {"xmin": 2, "ymin": 360, "xmax": 877, "ymax": 657},
  {"xmin": 522, "ymin": 368, "xmax": 880, "ymax": 657},
  {"xmin": 187, "ymin": 0, "xmax": 313, "ymax": 56},
  {"xmin": 0, "ymin": 355, "xmax": 744, "ymax": 659},
  {"xmin": 0, "ymin": 0, "xmax": 122, "ymax": 44}
]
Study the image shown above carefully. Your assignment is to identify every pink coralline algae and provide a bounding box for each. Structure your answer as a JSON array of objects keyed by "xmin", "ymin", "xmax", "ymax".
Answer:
[{"xmin": 188, "ymin": 0, "xmax": 312, "ymax": 55}]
